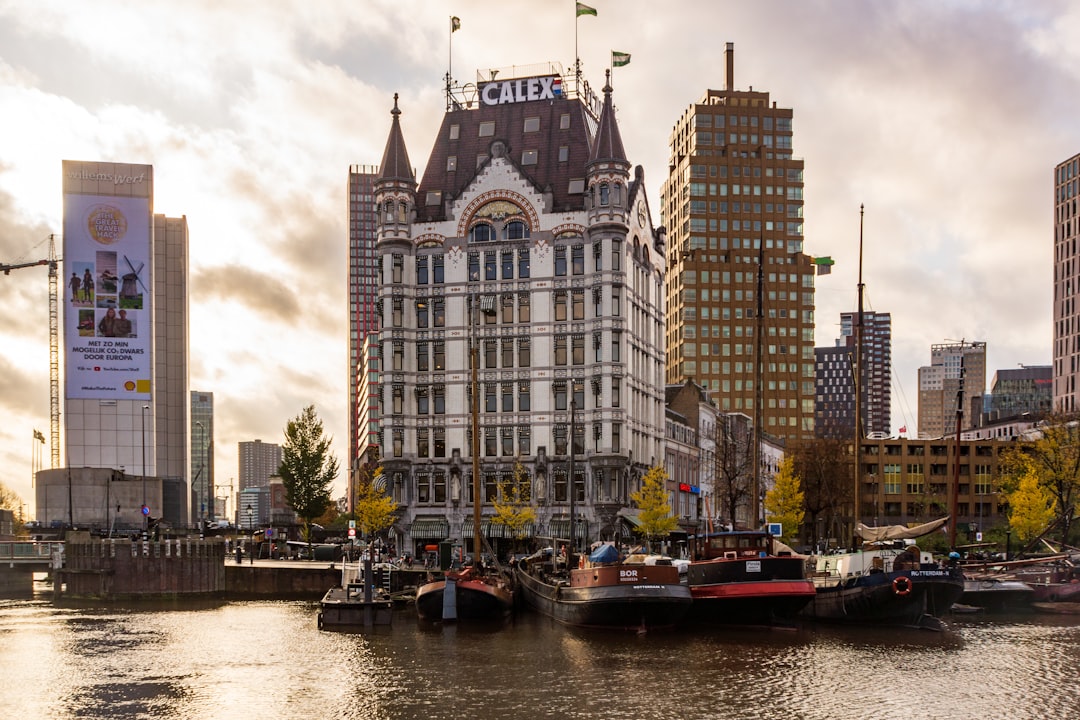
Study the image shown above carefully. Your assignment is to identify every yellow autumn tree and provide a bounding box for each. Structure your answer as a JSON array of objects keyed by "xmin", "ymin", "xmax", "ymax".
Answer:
[
  {"xmin": 630, "ymin": 465, "xmax": 679, "ymax": 551},
  {"xmin": 355, "ymin": 454, "xmax": 398, "ymax": 550},
  {"xmin": 999, "ymin": 414, "xmax": 1080, "ymax": 546},
  {"xmin": 492, "ymin": 461, "xmax": 536, "ymax": 551},
  {"xmin": 1007, "ymin": 461, "xmax": 1056, "ymax": 542},
  {"xmin": 764, "ymin": 456, "xmax": 804, "ymax": 544}
]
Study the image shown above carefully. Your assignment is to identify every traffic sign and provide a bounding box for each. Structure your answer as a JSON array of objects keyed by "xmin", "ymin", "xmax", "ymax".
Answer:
[
  {"xmin": 265, "ymin": 528, "xmax": 273, "ymax": 539},
  {"xmin": 141, "ymin": 504, "xmax": 150, "ymax": 516},
  {"xmin": 348, "ymin": 527, "xmax": 356, "ymax": 537}
]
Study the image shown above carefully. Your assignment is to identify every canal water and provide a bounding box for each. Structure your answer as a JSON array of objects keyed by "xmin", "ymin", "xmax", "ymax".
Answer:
[{"xmin": 2, "ymin": 589, "xmax": 1078, "ymax": 719}]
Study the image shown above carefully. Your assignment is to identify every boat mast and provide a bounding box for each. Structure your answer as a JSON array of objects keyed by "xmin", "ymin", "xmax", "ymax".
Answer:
[
  {"xmin": 853, "ymin": 205, "xmax": 865, "ymax": 548},
  {"xmin": 751, "ymin": 146, "xmax": 765, "ymax": 531},
  {"xmin": 471, "ymin": 295, "xmax": 483, "ymax": 566},
  {"xmin": 949, "ymin": 354, "xmax": 965, "ymax": 549},
  {"xmin": 569, "ymin": 398, "xmax": 576, "ymax": 562},
  {"xmin": 752, "ymin": 228, "xmax": 764, "ymax": 530}
]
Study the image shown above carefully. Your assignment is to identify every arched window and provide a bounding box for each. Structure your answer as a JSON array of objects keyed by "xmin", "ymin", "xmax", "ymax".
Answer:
[
  {"xmin": 397, "ymin": 201, "xmax": 408, "ymax": 223},
  {"xmin": 613, "ymin": 183, "xmax": 622, "ymax": 206},
  {"xmin": 469, "ymin": 223, "xmax": 495, "ymax": 242},
  {"xmin": 504, "ymin": 220, "xmax": 530, "ymax": 240},
  {"xmin": 599, "ymin": 183, "xmax": 610, "ymax": 206},
  {"xmin": 384, "ymin": 200, "xmax": 395, "ymax": 223}
]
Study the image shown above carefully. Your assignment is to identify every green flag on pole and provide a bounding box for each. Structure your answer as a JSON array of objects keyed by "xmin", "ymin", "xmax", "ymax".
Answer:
[
  {"xmin": 576, "ymin": 2, "xmax": 597, "ymax": 17},
  {"xmin": 451, "ymin": 16, "xmax": 461, "ymax": 32},
  {"xmin": 612, "ymin": 51, "xmax": 631, "ymax": 67}
]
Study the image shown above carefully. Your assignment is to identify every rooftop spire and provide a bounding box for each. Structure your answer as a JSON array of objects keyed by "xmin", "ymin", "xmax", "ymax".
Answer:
[
  {"xmin": 589, "ymin": 70, "xmax": 627, "ymax": 165},
  {"xmin": 378, "ymin": 93, "xmax": 414, "ymax": 182}
]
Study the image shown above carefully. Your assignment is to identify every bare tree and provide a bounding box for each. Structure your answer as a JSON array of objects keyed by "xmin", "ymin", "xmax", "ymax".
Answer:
[
  {"xmin": 714, "ymin": 413, "xmax": 755, "ymax": 529},
  {"xmin": 790, "ymin": 438, "xmax": 851, "ymax": 551}
]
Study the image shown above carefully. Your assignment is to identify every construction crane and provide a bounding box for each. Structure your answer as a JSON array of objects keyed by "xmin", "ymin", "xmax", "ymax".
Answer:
[{"xmin": 1, "ymin": 233, "xmax": 61, "ymax": 467}]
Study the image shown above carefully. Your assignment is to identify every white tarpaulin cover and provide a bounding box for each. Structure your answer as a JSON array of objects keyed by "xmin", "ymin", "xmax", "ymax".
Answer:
[{"xmin": 855, "ymin": 516, "xmax": 950, "ymax": 542}]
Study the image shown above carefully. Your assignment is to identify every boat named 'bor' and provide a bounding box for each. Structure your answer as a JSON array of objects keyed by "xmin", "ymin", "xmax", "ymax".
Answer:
[{"xmin": 515, "ymin": 543, "xmax": 692, "ymax": 631}]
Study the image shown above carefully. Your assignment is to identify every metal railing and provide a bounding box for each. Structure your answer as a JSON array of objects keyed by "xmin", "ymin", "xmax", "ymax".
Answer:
[{"xmin": 0, "ymin": 541, "xmax": 65, "ymax": 563}]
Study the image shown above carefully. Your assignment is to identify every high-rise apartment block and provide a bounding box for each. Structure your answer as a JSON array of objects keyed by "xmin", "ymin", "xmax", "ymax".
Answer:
[
  {"xmin": 662, "ymin": 44, "xmax": 816, "ymax": 444},
  {"xmin": 372, "ymin": 63, "xmax": 666, "ymax": 558},
  {"xmin": 814, "ymin": 344, "xmax": 853, "ymax": 440},
  {"xmin": 1054, "ymin": 153, "xmax": 1080, "ymax": 412},
  {"xmin": 348, "ymin": 165, "xmax": 380, "ymax": 512},
  {"xmin": 917, "ymin": 341, "xmax": 986, "ymax": 438},
  {"xmin": 816, "ymin": 311, "xmax": 891, "ymax": 439},
  {"xmin": 190, "ymin": 391, "xmax": 214, "ymax": 521},
  {"xmin": 238, "ymin": 439, "xmax": 281, "ymax": 491}
]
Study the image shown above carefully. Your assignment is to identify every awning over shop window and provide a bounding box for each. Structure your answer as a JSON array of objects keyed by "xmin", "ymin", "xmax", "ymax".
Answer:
[
  {"xmin": 409, "ymin": 517, "xmax": 449, "ymax": 540},
  {"xmin": 459, "ymin": 519, "xmax": 535, "ymax": 539},
  {"xmin": 545, "ymin": 518, "xmax": 587, "ymax": 542}
]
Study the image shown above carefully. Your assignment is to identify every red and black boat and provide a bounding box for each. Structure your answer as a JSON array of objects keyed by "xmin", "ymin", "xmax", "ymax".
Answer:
[
  {"xmin": 684, "ymin": 529, "xmax": 815, "ymax": 625},
  {"xmin": 415, "ymin": 563, "xmax": 514, "ymax": 623}
]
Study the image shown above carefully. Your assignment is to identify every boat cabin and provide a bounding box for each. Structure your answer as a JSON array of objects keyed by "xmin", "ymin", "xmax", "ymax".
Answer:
[
  {"xmin": 813, "ymin": 545, "xmax": 936, "ymax": 579},
  {"xmin": 693, "ymin": 530, "xmax": 781, "ymax": 562}
]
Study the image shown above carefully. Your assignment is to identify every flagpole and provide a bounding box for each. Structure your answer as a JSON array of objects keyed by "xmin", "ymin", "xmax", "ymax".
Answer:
[
  {"xmin": 574, "ymin": 2, "xmax": 580, "ymax": 91},
  {"xmin": 447, "ymin": 16, "xmax": 453, "ymax": 111}
]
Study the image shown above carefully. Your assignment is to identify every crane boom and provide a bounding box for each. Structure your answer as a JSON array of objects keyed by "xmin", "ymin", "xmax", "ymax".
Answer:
[
  {"xmin": 0, "ymin": 258, "xmax": 49, "ymax": 273},
  {"xmin": 1, "ymin": 234, "xmax": 62, "ymax": 467}
]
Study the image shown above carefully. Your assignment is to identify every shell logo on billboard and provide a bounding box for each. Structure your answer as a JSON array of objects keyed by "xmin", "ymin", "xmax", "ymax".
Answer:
[{"xmin": 86, "ymin": 204, "xmax": 128, "ymax": 245}]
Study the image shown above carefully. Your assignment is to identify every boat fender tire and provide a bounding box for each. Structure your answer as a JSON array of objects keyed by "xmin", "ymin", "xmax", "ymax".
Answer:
[{"xmin": 893, "ymin": 576, "xmax": 912, "ymax": 596}]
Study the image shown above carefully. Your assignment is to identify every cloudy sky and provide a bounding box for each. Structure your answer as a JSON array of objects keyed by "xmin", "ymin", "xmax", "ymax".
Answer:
[{"xmin": 2, "ymin": 0, "xmax": 1077, "ymax": 512}]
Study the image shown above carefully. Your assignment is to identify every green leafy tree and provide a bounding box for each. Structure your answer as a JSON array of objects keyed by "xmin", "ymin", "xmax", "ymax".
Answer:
[
  {"xmin": 630, "ymin": 465, "xmax": 679, "ymax": 551},
  {"xmin": 1006, "ymin": 458, "xmax": 1057, "ymax": 543},
  {"xmin": 999, "ymin": 414, "xmax": 1080, "ymax": 547},
  {"xmin": 492, "ymin": 460, "xmax": 536, "ymax": 551},
  {"xmin": 764, "ymin": 456, "xmax": 805, "ymax": 545},
  {"xmin": 278, "ymin": 405, "xmax": 339, "ymax": 555}
]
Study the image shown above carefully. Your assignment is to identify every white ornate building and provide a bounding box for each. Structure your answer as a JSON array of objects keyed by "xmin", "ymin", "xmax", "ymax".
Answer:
[{"xmin": 371, "ymin": 66, "xmax": 666, "ymax": 557}]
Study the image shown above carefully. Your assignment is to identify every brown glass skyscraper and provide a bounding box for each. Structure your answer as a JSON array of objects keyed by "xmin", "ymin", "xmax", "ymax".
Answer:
[{"xmin": 662, "ymin": 44, "xmax": 816, "ymax": 443}]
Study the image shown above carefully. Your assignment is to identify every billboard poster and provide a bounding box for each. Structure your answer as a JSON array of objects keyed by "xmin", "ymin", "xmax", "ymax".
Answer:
[{"xmin": 63, "ymin": 193, "xmax": 152, "ymax": 399}]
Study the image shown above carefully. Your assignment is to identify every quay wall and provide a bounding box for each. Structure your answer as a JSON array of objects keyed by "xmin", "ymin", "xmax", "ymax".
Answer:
[
  {"xmin": 61, "ymin": 536, "xmax": 226, "ymax": 598},
  {"xmin": 57, "ymin": 536, "xmax": 431, "ymax": 599}
]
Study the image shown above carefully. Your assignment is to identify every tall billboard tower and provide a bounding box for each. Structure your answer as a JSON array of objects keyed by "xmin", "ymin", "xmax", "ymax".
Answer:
[{"xmin": 61, "ymin": 161, "xmax": 155, "ymax": 476}]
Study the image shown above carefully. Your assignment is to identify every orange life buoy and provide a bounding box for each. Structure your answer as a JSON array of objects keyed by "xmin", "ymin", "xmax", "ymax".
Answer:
[{"xmin": 892, "ymin": 576, "xmax": 912, "ymax": 596}]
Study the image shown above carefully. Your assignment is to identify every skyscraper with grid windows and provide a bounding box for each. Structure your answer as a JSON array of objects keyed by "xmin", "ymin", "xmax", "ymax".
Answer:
[{"xmin": 662, "ymin": 44, "xmax": 816, "ymax": 444}]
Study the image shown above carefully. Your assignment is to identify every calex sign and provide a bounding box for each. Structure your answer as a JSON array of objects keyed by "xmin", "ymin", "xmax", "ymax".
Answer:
[{"xmin": 480, "ymin": 75, "xmax": 563, "ymax": 106}]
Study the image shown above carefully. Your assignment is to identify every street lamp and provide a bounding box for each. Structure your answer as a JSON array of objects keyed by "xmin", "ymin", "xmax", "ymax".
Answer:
[
  {"xmin": 194, "ymin": 420, "xmax": 206, "ymax": 527},
  {"xmin": 141, "ymin": 404, "xmax": 150, "ymax": 534},
  {"xmin": 246, "ymin": 504, "xmax": 254, "ymax": 565}
]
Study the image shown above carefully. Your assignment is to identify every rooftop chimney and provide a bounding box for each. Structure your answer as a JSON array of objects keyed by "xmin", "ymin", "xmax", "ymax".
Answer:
[{"xmin": 725, "ymin": 42, "xmax": 734, "ymax": 91}]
